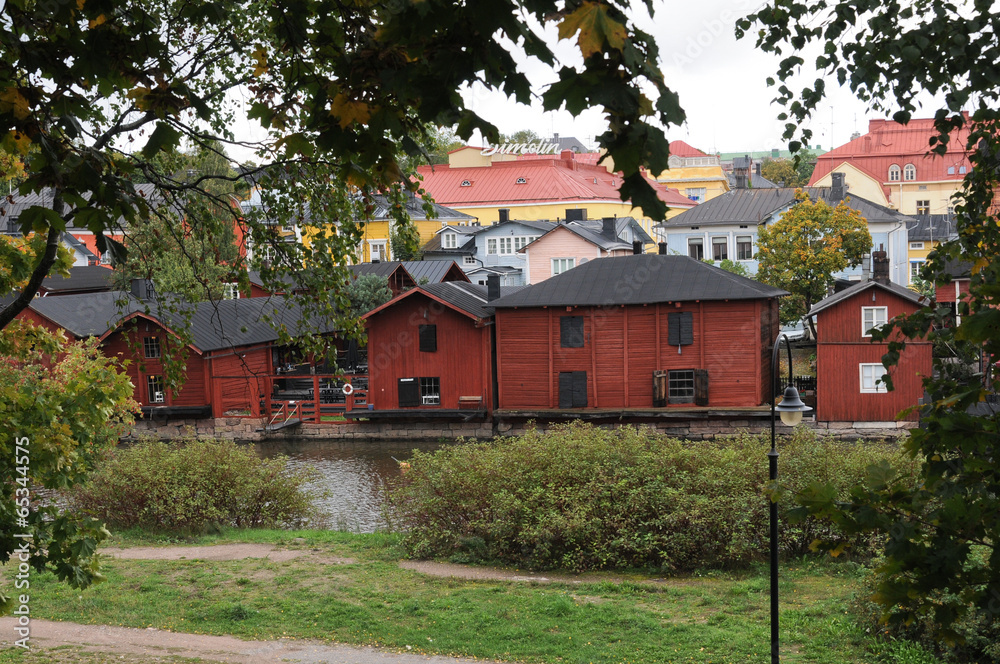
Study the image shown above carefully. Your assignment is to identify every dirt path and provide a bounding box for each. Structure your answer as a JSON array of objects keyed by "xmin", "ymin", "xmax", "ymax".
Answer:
[
  {"xmin": 101, "ymin": 543, "xmax": 356, "ymax": 565},
  {"xmin": 398, "ymin": 560, "xmax": 621, "ymax": 584},
  {"xmin": 0, "ymin": 619, "xmax": 498, "ymax": 663}
]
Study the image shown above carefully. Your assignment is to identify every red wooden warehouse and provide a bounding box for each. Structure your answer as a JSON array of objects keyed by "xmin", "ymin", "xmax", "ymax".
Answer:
[
  {"xmin": 809, "ymin": 262, "xmax": 932, "ymax": 423},
  {"xmin": 489, "ymin": 254, "xmax": 787, "ymax": 410},
  {"xmin": 361, "ymin": 281, "xmax": 501, "ymax": 416},
  {"xmin": 20, "ymin": 286, "xmax": 324, "ymax": 419}
]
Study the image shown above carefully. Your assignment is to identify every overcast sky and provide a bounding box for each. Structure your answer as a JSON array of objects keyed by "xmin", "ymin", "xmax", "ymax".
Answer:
[{"xmin": 229, "ymin": 0, "xmax": 914, "ymax": 162}]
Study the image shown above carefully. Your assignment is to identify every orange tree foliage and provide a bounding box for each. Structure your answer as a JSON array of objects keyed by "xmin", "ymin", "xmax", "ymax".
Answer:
[{"xmin": 754, "ymin": 190, "xmax": 872, "ymax": 333}]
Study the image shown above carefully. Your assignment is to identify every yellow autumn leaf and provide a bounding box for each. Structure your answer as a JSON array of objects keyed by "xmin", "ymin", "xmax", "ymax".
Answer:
[
  {"xmin": 557, "ymin": 1, "xmax": 628, "ymax": 59},
  {"xmin": 330, "ymin": 93, "xmax": 371, "ymax": 128},
  {"xmin": 0, "ymin": 88, "xmax": 31, "ymax": 120},
  {"xmin": 252, "ymin": 48, "xmax": 268, "ymax": 77},
  {"xmin": 89, "ymin": 14, "xmax": 107, "ymax": 28},
  {"xmin": 4, "ymin": 131, "xmax": 32, "ymax": 155}
]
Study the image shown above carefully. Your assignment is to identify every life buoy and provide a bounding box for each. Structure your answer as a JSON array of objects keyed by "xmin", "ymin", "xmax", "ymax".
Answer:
[{"xmin": 341, "ymin": 383, "xmax": 354, "ymax": 395}]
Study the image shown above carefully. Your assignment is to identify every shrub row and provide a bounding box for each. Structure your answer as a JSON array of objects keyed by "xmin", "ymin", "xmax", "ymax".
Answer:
[
  {"xmin": 73, "ymin": 438, "xmax": 317, "ymax": 533},
  {"xmin": 388, "ymin": 422, "xmax": 918, "ymax": 572}
]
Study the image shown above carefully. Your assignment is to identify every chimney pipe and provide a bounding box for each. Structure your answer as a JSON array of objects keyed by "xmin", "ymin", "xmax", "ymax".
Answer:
[
  {"xmin": 632, "ymin": 240, "xmax": 643, "ymax": 255},
  {"xmin": 872, "ymin": 246, "xmax": 890, "ymax": 285},
  {"xmin": 602, "ymin": 216, "xmax": 617, "ymax": 239},
  {"xmin": 831, "ymin": 172, "xmax": 846, "ymax": 201},
  {"xmin": 130, "ymin": 279, "xmax": 153, "ymax": 301},
  {"xmin": 658, "ymin": 242, "xmax": 667, "ymax": 255},
  {"xmin": 498, "ymin": 209, "xmax": 509, "ymax": 223},
  {"xmin": 486, "ymin": 274, "xmax": 501, "ymax": 301}
]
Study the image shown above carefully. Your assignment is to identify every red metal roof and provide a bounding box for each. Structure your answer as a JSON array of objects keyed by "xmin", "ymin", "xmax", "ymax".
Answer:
[
  {"xmin": 809, "ymin": 116, "xmax": 973, "ymax": 185},
  {"xmin": 668, "ymin": 140, "xmax": 708, "ymax": 157},
  {"xmin": 417, "ymin": 153, "xmax": 695, "ymax": 211}
]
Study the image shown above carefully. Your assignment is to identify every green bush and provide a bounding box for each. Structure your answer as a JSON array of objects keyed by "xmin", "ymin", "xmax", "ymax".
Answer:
[
  {"xmin": 388, "ymin": 422, "xmax": 918, "ymax": 572},
  {"xmin": 73, "ymin": 438, "xmax": 317, "ymax": 533}
]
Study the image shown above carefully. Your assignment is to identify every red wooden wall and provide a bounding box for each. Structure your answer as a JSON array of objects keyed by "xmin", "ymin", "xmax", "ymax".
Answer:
[
  {"xmin": 365, "ymin": 293, "xmax": 492, "ymax": 410},
  {"xmin": 816, "ymin": 288, "xmax": 931, "ymax": 422},
  {"xmin": 935, "ymin": 278, "xmax": 970, "ymax": 304},
  {"xmin": 495, "ymin": 299, "xmax": 779, "ymax": 409},
  {"xmin": 101, "ymin": 325, "xmax": 208, "ymax": 408},
  {"xmin": 206, "ymin": 348, "xmax": 272, "ymax": 416}
]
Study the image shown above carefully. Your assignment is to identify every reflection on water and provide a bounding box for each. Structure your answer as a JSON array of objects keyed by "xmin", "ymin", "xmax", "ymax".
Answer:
[{"xmin": 254, "ymin": 438, "xmax": 448, "ymax": 533}]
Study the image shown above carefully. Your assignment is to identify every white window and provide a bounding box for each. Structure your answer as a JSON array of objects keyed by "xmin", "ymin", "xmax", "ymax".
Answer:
[
  {"xmin": 862, "ymin": 306, "xmax": 888, "ymax": 336},
  {"xmin": 552, "ymin": 258, "xmax": 575, "ymax": 275},
  {"xmin": 369, "ymin": 240, "xmax": 387, "ymax": 262},
  {"xmin": 147, "ymin": 375, "xmax": 165, "ymax": 403},
  {"xmin": 685, "ymin": 187, "xmax": 707, "ymax": 203},
  {"xmin": 463, "ymin": 255, "xmax": 476, "ymax": 266},
  {"xmin": 498, "ymin": 237, "xmax": 513, "ymax": 255},
  {"xmin": 223, "ymin": 283, "xmax": 241, "ymax": 300},
  {"xmin": 737, "ymin": 236, "xmax": 753, "ymax": 261},
  {"xmin": 487, "ymin": 238, "xmax": 497, "ymax": 255},
  {"xmin": 910, "ymin": 260, "xmax": 925, "ymax": 284},
  {"xmin": 514, "ymin": 236, "xmax": 531, "ymax": 251},
  {"xmin": 711, "ymin": 236, "xmax": 728, "ymax": 261},
  {"xmin": 888, "ymin": 164, "xmax": 901, "ymax": 182},
  {"xmin": 442, "ymin": 233, "xmax": 457, "ymax": 249},
  {"xmin": 916, "ymin": 200, "xmax": 930, "ymax": 215},
  {"xmin": 143, "ymin": 336, "xmax": 161, "ymax": 359},
  {"xmin": 904, "ymin": 164, "xmax": 916, "ymax": 181},
  {"xmin": 909, "ymin": 242, "xmax": 925, "ymax": 250},
  {"xmin": 688, "ymin": 237, "xmax": 704, "ymax": 260},
  {"xmin": 860, "ymin": 363, "xmax": 888, "ymax": 393}
]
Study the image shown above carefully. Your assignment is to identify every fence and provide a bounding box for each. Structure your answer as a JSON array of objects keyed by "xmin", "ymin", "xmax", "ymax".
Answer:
[{"xmin": 210, "ymin": 373, "xmax": 369, "ymax": 425}]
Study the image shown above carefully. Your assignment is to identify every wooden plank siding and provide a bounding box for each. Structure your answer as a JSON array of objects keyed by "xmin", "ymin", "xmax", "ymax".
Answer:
[
  {"xmin": 496, "ymin": 300, "xmax": 779, "ymax": 409},
  {"xmin": 207, "ymin": 349, "xmax": 272, "ymax": 416},
  {"xmin": 365, "ymin": 292, "xmax": 492, "ymax": 411},
  {"xmin": 816, "ymin": 288, "xmax": 931, "ymax": 422},
  {"xmin": 101, "ymin": 327, "xmax": 208, "ymax": 408}
]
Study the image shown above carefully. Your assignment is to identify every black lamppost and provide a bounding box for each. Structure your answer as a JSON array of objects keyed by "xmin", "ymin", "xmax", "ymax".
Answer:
[{"xmin": 769, "ymin": 332, "xmax": 812, "ymax": 664}]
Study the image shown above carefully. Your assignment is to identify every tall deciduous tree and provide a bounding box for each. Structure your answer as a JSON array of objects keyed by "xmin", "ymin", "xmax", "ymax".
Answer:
[
  {"xmin": 740, "ymin": 0, "xmax": 1000, "ymax": 648},
  {"xmin": 760, "ymin": 158, "xmax": 802, "ymax": 187},
  {"xmin": 755, "ymin": 191, "xmax": 872, "ymax": 336}
]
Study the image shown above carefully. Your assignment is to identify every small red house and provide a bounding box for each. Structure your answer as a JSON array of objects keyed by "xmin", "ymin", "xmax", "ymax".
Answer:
[
  {"xmin": 490, "ymin": 254, "xmax": 787, "ymax": 410},
  {"xmin": 810, "ymin": 277, "xmax": 932, "ymax": 422},
  {"xmin": 361, "ymin": 281, "xmax": 498, "ymax": 415},
  {"xmin": 21, "ymin": 288, "xmax": 324, "ymax": 418}
]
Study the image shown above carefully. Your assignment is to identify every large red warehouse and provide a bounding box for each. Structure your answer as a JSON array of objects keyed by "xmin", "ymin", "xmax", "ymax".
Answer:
[{"xmin": 489, "ymin": 254, "xmax": 787, "ymax": 410}]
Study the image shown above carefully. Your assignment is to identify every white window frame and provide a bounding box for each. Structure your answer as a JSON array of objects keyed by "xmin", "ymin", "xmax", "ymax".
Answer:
[
  {"xmin": 498, "ymin": 237, "xmax": 513, "ymax": 255},
  {"xmin": 687, "ymin": 237, "xmax": 704, "ymax": 260},
  {"xmin": 888, "ymin": 164, "xmax": 901, "ymax": 182},
  {"xmin": 711, "ymin": 236, "xmax": 728, "ymax": 261},
  {"xmin": 369, "ymin": 240, "xmax": 388, "ymax": 262},
  {"xmin": 910, "ymin": 260, "xmax": 925, "ymax": 284},
  {"xmin": 222, "ymin": 283, "xmax": 241, "ymax": 300},
  {"xmin": 684, "ymin": 187, "xmax": 706, "ymax": 203},
  {"xmin": 909, "ymin": 241, "xmax": 924, "ymax": 250},
  {"xmin": 860, "ymin": 363, "xmax": 888, "ymax": 393},
  {"xmin": 903, "ymin": 163, "xmax": 916, "ymax": 181},
  {"xmin": 916, "ymin": 200, "xmax": 930, "ymax": 215},
  {"xmin": 736, "ymin": 235, "xmax": 753, "ymax": 261},
  {"xmin": 487, "ymin": 238, "xmax": 498, "ymax": 255},
  {"xmin": 442, "ymin": 233, "xmax": 457, "ymax": 249},
  {"xmin": 862, "ymin": 306, "xmax": 888, "ymax": 337},
  {"xmin": 552, "ymin": 258, "xmax": 575, "ymax": 275},
  {"xmin": 463, "ymin": 255, "xmax": 476, "ymax": 266}
]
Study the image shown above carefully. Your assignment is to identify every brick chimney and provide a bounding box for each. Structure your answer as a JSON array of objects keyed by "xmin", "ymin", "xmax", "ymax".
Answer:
[
  {"xmin": 658, "ymin": 242, "xmax": 667, "ymax": 255},
  {"xmin": 486, "ymin": 274, "xmax": 501, "ymax": 301},
  {"xmin": 872, "ymin": 246, "xmax": 890, "ymax": 285}
]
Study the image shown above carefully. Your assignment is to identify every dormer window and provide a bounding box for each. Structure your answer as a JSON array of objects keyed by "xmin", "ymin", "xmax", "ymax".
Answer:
[
  {"xmin": 515, "ymin": 177, "xmax": 527, "ymax": 184},
  {"xmin": 460, "ymin": 180, "xmax": 472, "ymax": 187},
  {"xmin": 442, "ymin": 233, "xmax": 457, "ymax": 249},
  {"xmin": 888, "ymin": 164, "xmax": 901, "ymax": 181},
  {"xmin": 903, "ymin": 164, "xmax": 916, "ymax": 181}
]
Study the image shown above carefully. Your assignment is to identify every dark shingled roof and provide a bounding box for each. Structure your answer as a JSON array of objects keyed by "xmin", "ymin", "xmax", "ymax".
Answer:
[
  {"xmin": 0, "ymin": 184, "xmax": 164, "ymax": 233},
  {"xmin": 489, "ymin": 254, "xmax": 787, "ymax": 308},
  {"xmin": 808, "ymin": 280, "xmax": 928, "ymax": 316},
  {"xmin": 657, "ymin": 187, "xmax": 913, "ymax": 228},
  {"xmin": 28, "ymin": 292, "xmax": 331, "ymax": 352},
  {"xmin": 419, "ymin": 281, "xmax": 524, "ymax": 319},
  {"xmin": 41, "ymin": 266, "xmax": 114, "ymax": 294},
  {"xmin": 400, "ymin": 261, "xmax": 469, "ymax": 284}
]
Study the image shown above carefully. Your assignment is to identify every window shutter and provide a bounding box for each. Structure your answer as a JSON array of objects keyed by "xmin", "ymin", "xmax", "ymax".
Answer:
[
  {"xmin": 694, "ymin": 369, "xmax": 709, "ymax": 406},
  {"xmin": 572, "ymin": 371, "xmax": 588, "ymax": 408},
  {"xmin": 398, "ymin": 378, "xmax": 420, "ymax": 407},
  {"xmin": 668, "ymin": 312, "xmax": 694, "ymax": 346},
  {"xmin": 560, "ymin": 316, "xmax": 584, "ymax": 348},
  {"xmin": 652, "ymin": 370, "xmax": 667, "ymax": 407},
  {"xmin": 558, "ymin": 372, "xmax": 574, "ymax": 408},
  {"xmin": 419, "ymin": 325, "xmax": 437, "ymax": 352}
]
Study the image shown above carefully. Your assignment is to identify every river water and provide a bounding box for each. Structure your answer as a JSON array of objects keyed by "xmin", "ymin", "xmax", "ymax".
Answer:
[{"xmin": 254, "ymin": 438, "xmax": 449, "ymax": 532}]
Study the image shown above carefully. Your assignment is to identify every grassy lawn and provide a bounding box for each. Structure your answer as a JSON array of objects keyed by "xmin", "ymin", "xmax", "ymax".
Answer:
[{"xmin": 12, "ymin": 529, "xmax": 884, "ymax": 664}]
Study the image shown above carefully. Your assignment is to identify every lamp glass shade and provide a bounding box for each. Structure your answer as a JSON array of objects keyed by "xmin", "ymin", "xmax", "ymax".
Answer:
[{"xmin": 779, "ymin": 409, "xmax": 803, "ymax": 426}]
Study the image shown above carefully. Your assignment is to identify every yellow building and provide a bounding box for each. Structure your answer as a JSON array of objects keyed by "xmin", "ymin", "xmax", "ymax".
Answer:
[{"xmin": 650, "ymin": 140, "xmax": 730, "ymax": 203}]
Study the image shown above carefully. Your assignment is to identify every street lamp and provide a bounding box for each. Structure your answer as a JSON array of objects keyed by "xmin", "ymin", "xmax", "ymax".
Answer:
[{"xmin": 769, "ymin": 332, "xmax": 812, "ymax": 664}]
